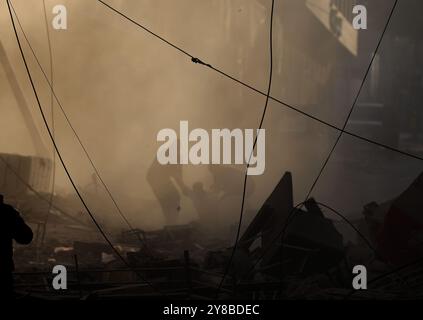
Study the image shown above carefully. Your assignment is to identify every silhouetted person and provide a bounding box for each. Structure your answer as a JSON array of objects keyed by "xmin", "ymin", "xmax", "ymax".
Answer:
[
  {"xmin": 147, "ymin": 157, "xmax": 188, "ymax": 226},
  {"xmin": 0, "ymin": 194, "xmax": 33, "ymax": 298}
]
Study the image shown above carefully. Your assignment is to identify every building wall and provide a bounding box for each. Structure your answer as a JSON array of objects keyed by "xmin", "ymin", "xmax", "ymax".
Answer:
[{"xmin": 0, "ymin": 153, "xmax": 52, "ymax": 197}]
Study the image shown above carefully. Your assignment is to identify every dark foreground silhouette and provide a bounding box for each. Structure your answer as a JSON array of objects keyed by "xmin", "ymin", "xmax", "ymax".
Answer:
[{"xmin": 0, "ymin": 194, "xmax": 33, "ymax": 299}]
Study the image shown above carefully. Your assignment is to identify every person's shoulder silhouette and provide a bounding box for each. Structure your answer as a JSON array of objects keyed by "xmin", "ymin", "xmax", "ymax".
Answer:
[
  {"xmin": 0, "ymin": 196, "xmax": 33, "ymax": 245},
  {"xmin": 0, "ymin": 194, "xmax": 33, "ymax": 298}
]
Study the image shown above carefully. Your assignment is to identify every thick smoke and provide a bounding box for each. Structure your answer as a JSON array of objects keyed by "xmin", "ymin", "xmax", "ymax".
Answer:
[{"xmin": 1, "ymin": 0, "xmax": 421, "ymax": 234}]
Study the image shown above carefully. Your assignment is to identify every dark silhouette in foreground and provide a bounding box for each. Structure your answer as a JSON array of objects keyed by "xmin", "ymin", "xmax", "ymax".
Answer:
[{"xmin": 0, "ymin": 194, "xmax": 33, "ymax": 298}]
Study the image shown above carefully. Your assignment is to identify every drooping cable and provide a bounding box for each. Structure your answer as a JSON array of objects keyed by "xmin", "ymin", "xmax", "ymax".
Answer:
[
  {"xmin": 236, "ymin": 201, "xmax": 375, "ymax": 286},
  {"xmin": 304, "ymin": 0, "xmax": 399, "ymax": 201},
  {"xmin": 95, "ymin": 0, "xmax": 423, "ymax": 163},
  {"xmin": 9, "ymin": 0, "xmax": 138, "ymax": 235},
  {"xmin": 0, "ymin": 155, "xmax": 86, "ymax": 226},
  {"xmin": 273, "ymin": 0, "xmax": 398, "ymax": 294},
  {"xmin": 276, "ymin": 0, "xmax": 398, "ymax": 285},
  {"xmin": 40, "ymin": 0, "xmax": 56, "ymax": 244},
  {"xmin": 215, "ymin": 0, "xmax": 275, "ymax": 298},
  {"xmin": 6, "ymin": 0, "xmax": 160, "ymax": 295}
]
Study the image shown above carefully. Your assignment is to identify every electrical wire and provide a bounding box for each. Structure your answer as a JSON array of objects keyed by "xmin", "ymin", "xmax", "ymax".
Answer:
[
  {"xmin": 215, "ymin": 0, "xmax": 275, "ymax": 298},
  {"xmin": 276, "ymin": 0, "xmax": 398, "ymax": 289},
  {"xmin": 224, "ymin": 200, "xmax": 307, "ymax": 294},
  {"xmin": 217, "ymin": 0, "xmax": 389, "ymax": 295},
  {"xmin": 0, "ymin": 155, "xmax": 86, "ymax": 226},
  {"xmin": 304, "ymin": 0, "xmax": 399, "ymax": 202},
  {"xmin": 316, "ymin": 201, "xmax": 376, "ymax": 253},
  {"xmin": 95, "ymin": 0, "xmax": 423, "ymax": 163},
  {"xmin": 8, "ymin": 0, "xmax": 138, "ymax": 235},
  {"xmin": 5, "ymin": 0, "xmax": 417, "ymax": 300},
  {"xmin": 271, "ymin": 0, "xmax": 399, "ymax": 294},
  {"xmin": 96, "ymin": 0, "xmax": 419, "ymax": 298},
  {"xmin": 95, "ymin": 0, "xmax": 339, "ymax": 131},
  {"xmin": 41, "ymin": 0, "xmax": 56, "ymax": 244},
  {"xmin": 235, "ymin": 200, "xmax": 375, "ymax": 286},
  {"xmin": 6, "ymin": 0, "xmax": 160, "ymax": 295}
]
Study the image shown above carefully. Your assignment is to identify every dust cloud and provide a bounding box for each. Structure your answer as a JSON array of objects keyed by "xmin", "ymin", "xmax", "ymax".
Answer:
[{"xmin": 1, "ymin": 0, "xmax": 418, "ymax": 234}]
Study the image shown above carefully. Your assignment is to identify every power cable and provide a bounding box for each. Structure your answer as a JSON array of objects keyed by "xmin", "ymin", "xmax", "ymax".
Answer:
[
  {"xmin": 9, "ymin": 0, "xmax": 138, "ymax": 234},
  {"xmin": 215, "ymin": 0, "xmax": 275, "ymax": 298},
  {"xmin": 275, "ymin": 0, "xmax": 398, "ymax": 294},
  {"xmin": 41, "ymin": 0, "xmax": 56, "ymax": 244},
  {"xmin": 0, "ymin": 155, "xmax": 86, "ymax": 226},
  {"xmin": 6, "ymin": 0, "xmax": 160, "ymax": 295},
  {"xmin": 304, "ymin": 0, "xmax": 399, "ymax": 202},
  {"xmin": 95, "ymin": 0, "xmax": 423, "ymax": 163},
  {"xmin": 96, "ymin": 0, "xmax": 418, "ymax": 298},
  {"xmin": 277, "ymin": 0, "xmax": 398, "ymax": 279},
  {"xmin": 235, "ymin": 200, "xmax": 375, "ymax": 287},
  {"xmin": 316, "ymin": 201, "xmax": 376, "ymax": 253}
]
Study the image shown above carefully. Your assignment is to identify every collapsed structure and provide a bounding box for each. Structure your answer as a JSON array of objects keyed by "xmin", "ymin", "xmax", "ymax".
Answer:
[
  {"xmin": 2, "ymin": 0, "xmax": 423, "ymax": 300},
  {"xmin": 9, "ymin": 170, "xmax": 423, "ymax": 300}
]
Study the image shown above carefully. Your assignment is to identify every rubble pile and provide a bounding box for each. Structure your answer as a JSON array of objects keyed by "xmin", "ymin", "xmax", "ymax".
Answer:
[{"xmin": 10, "ymin": 171, "xmax": 423, "ymax": 300}]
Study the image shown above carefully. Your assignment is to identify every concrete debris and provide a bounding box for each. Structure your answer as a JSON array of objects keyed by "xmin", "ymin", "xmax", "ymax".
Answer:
[{"xmin": 9, "ymin": 171, "xmax": 423, "ymax": 300}]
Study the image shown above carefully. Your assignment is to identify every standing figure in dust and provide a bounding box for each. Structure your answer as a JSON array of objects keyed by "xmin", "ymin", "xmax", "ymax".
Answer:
[
  {"xmin": 147, "ymin": 157, "xmax": 188, "ymax": 226},
  {"xmin": 0, "ymin": 194, "xmax": 33, "ymax": 299}
]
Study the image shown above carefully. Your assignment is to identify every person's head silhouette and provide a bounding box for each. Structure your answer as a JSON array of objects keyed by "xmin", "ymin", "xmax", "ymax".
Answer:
[{"xmin": 0, "ymin": 194, "xmax": 4, "ymax": 204}]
